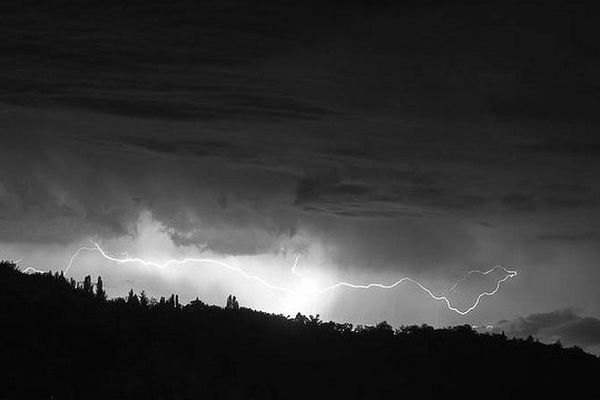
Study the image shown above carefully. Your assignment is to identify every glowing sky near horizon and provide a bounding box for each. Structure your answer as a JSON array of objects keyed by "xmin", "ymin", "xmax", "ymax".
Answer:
[{"xmin": 9, "ymin": 211, "xmax": 516, "ymax": 325}]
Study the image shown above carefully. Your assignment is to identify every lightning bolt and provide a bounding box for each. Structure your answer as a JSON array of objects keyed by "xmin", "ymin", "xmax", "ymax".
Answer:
[
  {"xmin": 65, "ymin": 242, "xmax": 291, "ymax": 292},
  {"xmin": 22, "ymin": 266, "xmax": 46, "ymax": 274},
  {"xmin": 49, "ymin": 240, "xmax": 517, "ymax": 316},
  {"xmin": 3, "ymin": 258, "xmax": 42, "ymax": 274},
  {"xmin": 446, "ymin": 268, "xmax": 510, "ymax": 293},
  {"xmin": 316, "ymin": 269, "xmax": 517, "ymax": 316}
]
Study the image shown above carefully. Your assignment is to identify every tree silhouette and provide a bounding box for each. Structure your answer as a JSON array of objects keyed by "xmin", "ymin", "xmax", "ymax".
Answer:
[
  {"xmin": 83, "ymin": 275, "xmax": 93, "ymax": 294},
  {"xmin": 139, "ymin": 290, "xmax": 148, "ymax": 308},
  {"xmin": 96, "ymin": 276, "xmax": 106, "ymax": 300},
  {"xmin": 295, "ymin": 312, "xmax": 309, "ymax": 325},
  {"xmin": 226, "ymin": 294, "xmax": 239, "ymax": 310},
  {"xmin": 309, "ymin": 314, "xmax": 321, "ymax": 325},
  {"xmin": 188, "ymin": 297, "xmax": 206, "ymax": 311},
  {"xmin": 126, "ymin": 289, "xmax": 139, "ymax": 306}
]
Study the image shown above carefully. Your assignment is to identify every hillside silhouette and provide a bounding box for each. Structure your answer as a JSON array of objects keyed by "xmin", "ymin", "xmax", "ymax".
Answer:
[{"xmin": 1, "ymin": 261, "xmax": 598, "ymax": 399}]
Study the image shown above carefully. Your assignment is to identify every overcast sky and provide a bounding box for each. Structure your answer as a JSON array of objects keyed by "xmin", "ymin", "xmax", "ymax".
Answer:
[{"xmin": 1, "ymin": 0, "xmax": 599, "ymax": 353}]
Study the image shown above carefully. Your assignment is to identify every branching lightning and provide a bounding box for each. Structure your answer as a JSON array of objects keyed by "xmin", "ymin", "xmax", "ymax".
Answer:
[
  {"xmin": 317, "ymin": 268, "xmax": 517, "ymax": 315},
  {"xmin": 447, "ymin": 268, "xmax": 510, "ymax": 293},
  {"xmin": 39, "ymin": 240, "xmax": 518, "ymax": 316}
]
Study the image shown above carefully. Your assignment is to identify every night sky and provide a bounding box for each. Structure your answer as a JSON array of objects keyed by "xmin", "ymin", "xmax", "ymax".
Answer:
[{"xmin": 1, "ymin": 1, "xmax": 599, "ymax": 353}]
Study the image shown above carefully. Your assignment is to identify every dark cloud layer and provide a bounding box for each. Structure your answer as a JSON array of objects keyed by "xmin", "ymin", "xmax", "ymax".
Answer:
[
  {"xmin": 2, "ymin": 1, "xmax": 599, "ymax": 239},
  {"xmin": 2, "ymin": 1, "xmax": 599, "ymax": 123}
]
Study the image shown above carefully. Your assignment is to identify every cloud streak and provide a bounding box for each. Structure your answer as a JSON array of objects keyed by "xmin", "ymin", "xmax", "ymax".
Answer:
[{"xmin": 497, "ymin": 309, "xmax": 600, "ymax": 352}]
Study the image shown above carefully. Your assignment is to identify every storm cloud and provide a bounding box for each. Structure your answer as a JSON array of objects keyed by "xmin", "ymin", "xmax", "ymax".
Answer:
[{"xmin": 1, "ymin": 0, "xmax": 600, "ymax": 331}]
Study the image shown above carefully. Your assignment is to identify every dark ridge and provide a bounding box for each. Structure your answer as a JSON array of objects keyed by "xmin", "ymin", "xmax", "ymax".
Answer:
[{"xmin": 1, "ymin": 260, "xmax": 598, "ymax": 399}]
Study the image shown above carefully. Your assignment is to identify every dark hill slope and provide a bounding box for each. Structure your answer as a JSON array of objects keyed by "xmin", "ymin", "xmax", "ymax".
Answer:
[{"xmin": 0, "ymin": 261, "xmax": 598, "ymax": 399}]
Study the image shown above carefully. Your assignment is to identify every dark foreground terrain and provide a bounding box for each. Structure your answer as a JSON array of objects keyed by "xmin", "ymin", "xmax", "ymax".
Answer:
[{"xmin": 1, "ymin": 261, "xmax": 598, "ymax": 399}]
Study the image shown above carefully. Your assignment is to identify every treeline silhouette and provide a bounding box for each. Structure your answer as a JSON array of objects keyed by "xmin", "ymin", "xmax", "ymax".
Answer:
[{"xmin": 1, "ymin": 261, "xmax": 598, "ymax": 399}]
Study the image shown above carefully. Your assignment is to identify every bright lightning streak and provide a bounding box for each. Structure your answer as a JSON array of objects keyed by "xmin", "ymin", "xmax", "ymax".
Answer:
[
  {"xmin": 290, "ymin": 252, "xmax": 517, "ymax": 315},
  {"xmin": 67, "ymin": 242, "xmax": 291, "ymax": 292},
  {"xmin": 446, "ymin": 267, "xmax": 510, "ymax": 293},
  {"xmin": 58, "ymin": 241, "xmax": 517, "ymax": 316},
  {"xmin": 23, "ymin": 266, "xmax": 46, "ymax": 274},
  {"xmin": 316, "ymin": 268, "xmax": 517, "ymax": 316},
  {"xmin": 2, "ymin": 256, "xmax": 40, "ymax": 274}
]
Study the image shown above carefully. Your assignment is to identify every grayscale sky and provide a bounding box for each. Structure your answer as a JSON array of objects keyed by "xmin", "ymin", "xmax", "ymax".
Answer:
[{"xmin": 1, "ymin": 0, "xmax": 599, "ymax": 353}]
